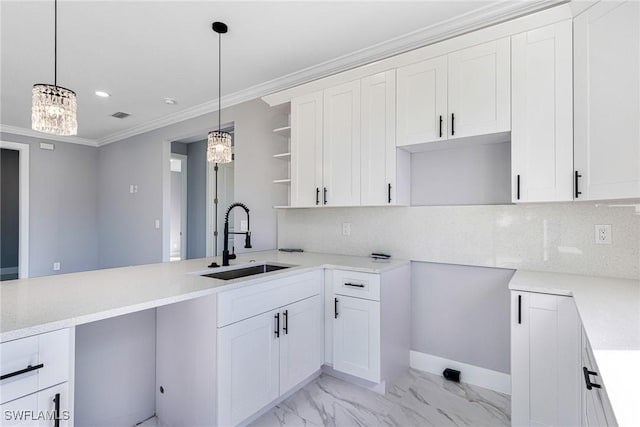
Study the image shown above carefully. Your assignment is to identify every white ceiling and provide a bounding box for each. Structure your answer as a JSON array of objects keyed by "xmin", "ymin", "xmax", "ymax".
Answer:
[{"xmin": 1, "ymin": 1, "xmax": 557, "ymax": 145}]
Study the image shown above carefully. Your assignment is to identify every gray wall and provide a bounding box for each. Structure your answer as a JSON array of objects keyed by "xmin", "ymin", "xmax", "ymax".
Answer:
[
  {"xmin": 75, "ymin": 309, "xmax": 156, "ymax": 426},
  {"xmin": 412, "ymin": 262, "xmax": 514, "ymax": 374},
  {"xmin": 411, "ymin": 142, "xmax": 511, "ymax": 206},
  {"xmin": 98, "ymin": 136, "xmax": 164, "ymax": 268},
  {"xmin": 0, "ymin": 132, "xmax": 99, "ymax": 277},
  {"xmin": 187, "ymin": 140, "xmax": 206, "ymax": 259},
  {"xmin": 0, "ymin": 149, "xmax": 19, "ymax": 273}
]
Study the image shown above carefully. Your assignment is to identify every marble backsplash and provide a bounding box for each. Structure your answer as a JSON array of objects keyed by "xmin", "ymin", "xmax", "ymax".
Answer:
[{"xmin": 277, "ymin": 201, "xmax": 640, "ymax": 280}]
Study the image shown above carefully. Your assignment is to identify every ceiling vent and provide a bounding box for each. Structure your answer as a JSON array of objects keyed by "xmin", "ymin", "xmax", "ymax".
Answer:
[{"xmin": 111, "ymin": 112, "xmax": 130, "ymax": 119}]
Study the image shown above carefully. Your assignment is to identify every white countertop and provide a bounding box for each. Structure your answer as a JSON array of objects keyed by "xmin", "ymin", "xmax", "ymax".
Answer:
[
  {"xmin": 509, "ymin": 270, "xmax": 640, "ymax": 427},
  {"xmin": 0, "ymin": 251, "xmax": 408, "ymax": 343}
]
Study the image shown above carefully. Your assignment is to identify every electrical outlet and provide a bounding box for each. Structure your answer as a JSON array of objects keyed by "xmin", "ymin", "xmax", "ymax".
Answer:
[
  {"xmin": 129, "ymin": 184, "xmax": 138, "ymax": 194},
  {"xmin": 53, "ymin": 262, "xmax": 60, "ymax": 271},
  {"xmin": 595, "ymin": 224, "xmax": 612, "ymax": 244},
  {"xmin": 342, "ymin": 223, "xmax": 351, "ymax": 236},
  {"xmin": 155, "ymin": 219, "xmax": 161, "ymax": 229},
  {"xmin": 240, "ymin": 220, "xmax": 248, "ymax": 232}
]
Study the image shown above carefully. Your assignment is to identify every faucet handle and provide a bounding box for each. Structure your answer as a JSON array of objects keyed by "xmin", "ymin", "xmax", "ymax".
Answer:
[{"xmin": 245, "ymin": 232, "xmax": 252, "ymax": 249}]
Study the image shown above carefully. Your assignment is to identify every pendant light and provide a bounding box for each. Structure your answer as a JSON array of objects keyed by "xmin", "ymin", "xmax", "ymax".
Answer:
[
  {"xmin": 207, "ymin": 21, "xmax": 232, "ymax": 164},
  {"xmin": 32, "ymin": 0, "xmax": 78, "ymax": 136}
]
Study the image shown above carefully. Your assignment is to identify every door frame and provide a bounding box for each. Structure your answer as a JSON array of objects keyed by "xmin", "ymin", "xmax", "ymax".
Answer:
[
  {"xmin": 170, "ymin": 154, "xmax": 188, "ymax": 260},
  {"xmin": 0, "ymin": 140, "xmax": 29, "ymax": 278}
]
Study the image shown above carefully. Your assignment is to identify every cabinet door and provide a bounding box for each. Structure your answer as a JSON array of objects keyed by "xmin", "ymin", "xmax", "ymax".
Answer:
[
  {"xmin": 323, "ymin": 80, "xmax": 361, "ymax": 206},
  {"xmin": 512, "ymin": 21, "xmax": 573, "ymax": 203},
  {"xmin": 511, "ymin": 292, "xmax": 582, "ymax": 427},
  {"xmin": 361, "ymin": 70, "xmax": 397, "ymax": 206},
  {"xmin": 574, "ymin": 1, "xmax": 640, "ymax": 200},
  {"xmin": 279, "ymin": 296, "xmax": 322, "ymax": 392},
  {"xmin": 333, "ymin": 295, "xmax": 380, "ymax": 383},
  {"xmin": 448, "ymin": 38, "xmax": 511, "ymax": 139},
  {"xmin": 396, "ymin": 55, "xmax": 447, "ymax": 147},
  {"xmin": 291, "ymin": 91, "xmax": 323, "ymax": 207},
  {"xmin": 217, "ymin": 309, "xmax": 280, "ymax": 426},
  {"xmin": 581, "ymin": 330, "xmax": 617, "ymax": 427},
  {"xmin": 0, "ymin": 383, "xmax": 70, "ymax": 427}
]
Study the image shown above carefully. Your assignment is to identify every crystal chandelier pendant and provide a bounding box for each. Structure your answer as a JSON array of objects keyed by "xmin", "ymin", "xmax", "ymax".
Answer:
[
  {"xmin": 207, "ymin": 130, "xmax": 232, "ymax": 163},
  {"xmin": 32, "ymin": 84, "xmax": 78, "ymax": 136}
]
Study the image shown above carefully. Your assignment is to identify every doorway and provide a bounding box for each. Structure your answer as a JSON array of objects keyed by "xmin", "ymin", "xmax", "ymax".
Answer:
[
  {"xmin": 0, "ymin": 141, "xmax": 29, "ymax": 279},
  {"xmin": 170, "ymin": 154, "xmax": 187, "ymax": 261}
]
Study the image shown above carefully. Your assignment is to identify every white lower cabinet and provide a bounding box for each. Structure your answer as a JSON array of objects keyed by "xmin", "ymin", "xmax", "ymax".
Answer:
[
  {"xmin": 511, "ymin": 291, "xmax": 581, "ymax": 427},
  {"xmin": 0, "ymin": 329, "xmax": 73, "ymax": 427},
  {"xmin": 329, "ymin": 266, "xmax": 410, "ymax": 389},
  {"xmin": 333, "ymin": 295, "xmax": 380, "ymax": 383},
  {"xmin": 0, "ymin": 383, "xmax": 70, "ymax": 427},
  {"xmin": 581, "ymin": 329, "xmax": 617, "ymax": 427},
  {"xmin": 216, "ymin": 271, "xmax": 323, "ymax": 427}
]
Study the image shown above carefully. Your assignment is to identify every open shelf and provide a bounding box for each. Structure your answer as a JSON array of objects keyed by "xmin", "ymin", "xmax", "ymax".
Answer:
[
  {"xmin": 273, "ymin": 178, "xmax": 291, "ymax": 184},
  {"xmin": 273, "ymin": 126, "xmax": 291, "ymax": 138},
  {"xmin": 273, "ymin": 152, "xmax": 291, "ymax": 160}
]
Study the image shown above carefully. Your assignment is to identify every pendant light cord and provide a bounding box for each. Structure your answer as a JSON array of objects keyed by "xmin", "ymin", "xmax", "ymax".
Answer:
[
  {"xmin": 218, "ymin": 31, "xmax": 221, "ymax": 132},
  {"xmin": 54, "ymin": 0, "xmax": 57, "ymax": 86}
]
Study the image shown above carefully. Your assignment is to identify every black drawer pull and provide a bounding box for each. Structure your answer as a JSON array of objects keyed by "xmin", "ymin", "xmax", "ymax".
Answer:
[
  {"xmin": 324, "ymin": 187, "xmax": 327, "ymax": 205},
  {"xmin": 344, "ymin": 282, "xmax": 365, "ymax": 288},
  {"xmin": 451, "ymin": 113, "xmax": 455, "ymax": 135},
  {"xmin": 439, "ymin": 115, "xmax": 443, "ymax": 138},
  {"xmin": 517, "ymin": 295, "xmax": 522, "ymax": 324},
  {"xmin": 274, "ymin": 313, "xmax": 280, "ymax": 338},
  {"xmin": 583, "ymin": 367, "xmax": 602, "ymax": 390},
  {"xmin": 388, "ymin": 183, "xmax": 392, "ymax": 204},
  {"xmin": 516, "ymin": 174, "xmax": 521, "ymax": 200},
  {"xmin": 334, "ymin": 297, "xmax": 339, "ymax": 319},
  {"xmin": 1, "ymin": 363, "xmax": 44, "ymax": 381},
  {"xmin": 316, "ymin": 187, "xmax": 320, "ymax": 205}
]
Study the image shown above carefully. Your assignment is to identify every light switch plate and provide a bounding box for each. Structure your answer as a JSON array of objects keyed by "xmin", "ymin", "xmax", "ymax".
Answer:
[{"xmin": 342, "ymin": 223, "xmax": 351, "ymax": 236}]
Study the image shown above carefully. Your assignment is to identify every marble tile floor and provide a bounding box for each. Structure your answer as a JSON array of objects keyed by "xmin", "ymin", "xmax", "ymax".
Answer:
[{"xmin": 250, "ymin": 369, "xmax": 510, "ymax": 427}]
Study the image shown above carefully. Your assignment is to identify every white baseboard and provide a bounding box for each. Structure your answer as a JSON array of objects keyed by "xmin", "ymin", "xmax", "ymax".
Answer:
[
  {"xmin": 410, "ymin": 351, "xmax": 511, "ymax": 395},
  {"xmin": 322, "ymin": 364, "xmax": 387, "ymax": 395}
]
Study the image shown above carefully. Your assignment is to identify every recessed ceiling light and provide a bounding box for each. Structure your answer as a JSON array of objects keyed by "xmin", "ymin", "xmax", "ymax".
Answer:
[
  {"xmin": 95, "ymin": 91, "xmax": 110, "ymax": 98},
  {"xmin": 164, "ymin": 97, "xmax": 178, "ymax": 105}
]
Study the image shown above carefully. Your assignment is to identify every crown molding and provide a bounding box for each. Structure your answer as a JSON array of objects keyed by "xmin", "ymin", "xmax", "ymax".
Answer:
[
  {"xmin": 0, "ymin": 124, "xmax": 98, "ymax": 147},
  {"xmin": 66, "ymin": 0, "xmax": 564, "ymax": 146}
]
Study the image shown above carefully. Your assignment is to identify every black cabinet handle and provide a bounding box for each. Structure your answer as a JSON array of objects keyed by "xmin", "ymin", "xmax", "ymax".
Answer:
[
  {"xmin": 345, "ymin": 282, "xmax": 365, "ymax": 288},
  {"xmin": 575, "ymin": 171, "xmax": 582, "ymax": 199},
  {"xmin": 1, "ymin": 363, "xmax": 44, "ymax": 381},
  {"xmin": 583, "ymin": 367, "xmax": 602, "ymax": 390},
  {"xmin": 316, "ymin": 187, "xmax": 319, "ymax": 206},
  {"xmin": 388, "ymin": 183, "xmax": 392, "ymax": 204},
  {"xmin": 334, "ymin": 297, "xmax": 339, "ymax": 319},
  {"xmin": 283, "ymin": 310, "xmax": 288, "ymax": 335},
  {"xmin": 451, "ymin": 113, "xmax": 455, "ymax": 135},
  {"xmin": 517, "ymin": 295, "xmax": 522, "ymax": 324},
  {"xmin": 274, "ymin": 313, "xmax": 280, "ymax": 338},
  {"xmin": 53, "ymin": 393, "xmax": 60, "ymax": 427},
  {"xmin": 439, "ymin": 115, "xmax": 443, "ymax": 138},
  {"xmin": 324, "ymin": 187, "xmax": 327, "ymax": 205},
  {"xmin": 516, "ymin": 175, "xmax": 521, "ymax": 200}
]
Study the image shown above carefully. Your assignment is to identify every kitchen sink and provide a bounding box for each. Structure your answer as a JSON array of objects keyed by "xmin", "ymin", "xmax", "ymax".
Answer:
[{"xmin": 201, "ymin": 263, "xmax": 292, "ymax": 281}]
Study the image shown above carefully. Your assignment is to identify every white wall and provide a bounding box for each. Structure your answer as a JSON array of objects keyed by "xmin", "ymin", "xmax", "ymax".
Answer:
[{"xmin": 277, "ymin": 202, "xmax": 640, "ymax": 280}]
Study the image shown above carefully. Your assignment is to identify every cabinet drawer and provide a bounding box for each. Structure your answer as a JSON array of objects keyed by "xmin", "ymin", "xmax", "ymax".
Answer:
[
  {"xmin": 1, "ymin": 329, "xmax": 71, "ymax": 405},
  {"xmin": 333, "ymin": 270, "xmax": 380, "ymax": 301},
  {"xmin": 218, "ymin": 270, "xmax": 322, "ymax": 327}
]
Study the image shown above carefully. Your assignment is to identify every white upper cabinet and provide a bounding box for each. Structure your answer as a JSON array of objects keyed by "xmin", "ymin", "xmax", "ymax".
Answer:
[
  {"xmin": 512, "ymin": 21, "xmax": 573, "ymax": 203},
  {"xmin": 323, "ymin": 80, "xmax": 361, "ymax": 206},
  {"xmin": 396, "ymin": 56, "xmax": 448, "ymax": 147},
  {"xmin": 396, "ymin": 37, "xmax": 510, "ymax": 150},
  {"xmin": 574, "ymin": 0, "xmax": 640, "ymax": 200},
  {"xmin": 361, "ymin": 70, "xmax": 410, "ymax": 206},
  {"xmin": 448, "ymin": 38, "xmax": 511, "ymax": 139},
  {"xmin": 291, "ymin": 91, "xmax": 323, "ymax": 207}
]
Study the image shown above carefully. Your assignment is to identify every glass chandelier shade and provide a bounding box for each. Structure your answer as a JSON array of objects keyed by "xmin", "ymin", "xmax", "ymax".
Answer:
[
  {"xmin": 32, "ymin": 84, "xmax": 78, "ymax": 136},
  {"xmin": 207, "ymin": 130, "xmax": 232, "ymax": 163}
]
